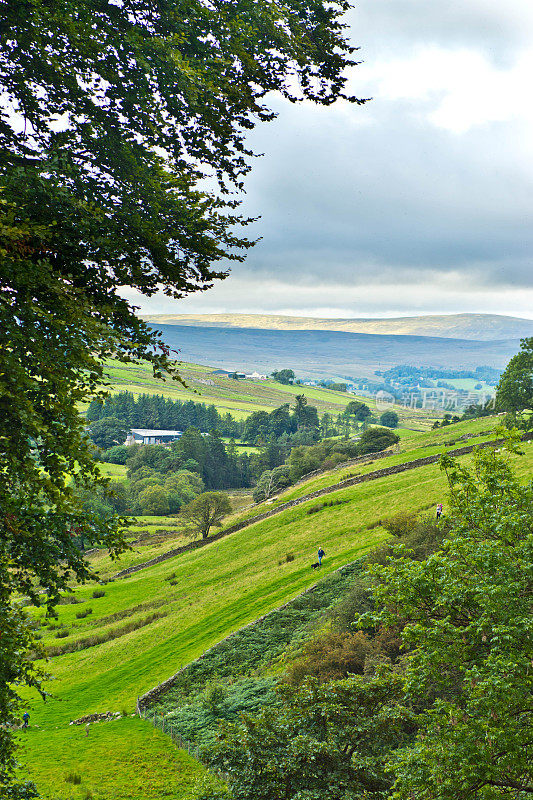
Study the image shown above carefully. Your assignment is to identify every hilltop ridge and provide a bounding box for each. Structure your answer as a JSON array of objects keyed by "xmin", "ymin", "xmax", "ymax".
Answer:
[{"xmin": 140, "ymin": 312, "xmax": 533, "ymax": 342}]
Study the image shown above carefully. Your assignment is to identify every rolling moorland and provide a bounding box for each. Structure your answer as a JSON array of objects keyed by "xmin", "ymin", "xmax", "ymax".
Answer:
[
  {"xmin": 18, "ymin": 414, "xmax": 533, "ymax": 800},
  {"xmin": 140, "ymin": 323, "xmax": 522, "ymax": 381},
  {"xmin": 141, "ymin": 312, "xmax": 533, "ymax": 342}
]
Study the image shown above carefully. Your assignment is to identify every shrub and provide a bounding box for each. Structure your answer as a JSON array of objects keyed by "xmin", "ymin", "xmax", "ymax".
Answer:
[
  {"xmin": 357, "ymin": 426, "xmax": 400, "ymax": 455},
  {"xmin": 164, "ymin": 572, "xmax": 177, "ymax": 581},
  {"xmin": 55, "ymin": 629, "xmax": 69, "ymax": 639},
  {"xmin": 101, "ymin": 444, "xmax": 130, "ymax": 464},
  {"xmin": 92, "ymin": 589, "xmax": 105, "ymax": 599},
  {"xmin": 137, "ymin": 484, "xmax": 170, "ymax": 516},
  {"xmin": 380, "ymin": 410, "xmax": 399, "ymax": 428},
  {"xmin": 382, "ymin": 511, "xmax": 419, "ymax": 538},
  {"xmin": 285, "ymin": 553, "xmax": 295, "ymax": 563},
  {"xmin": 58, "ymin": 595, "xmax": 81, "ymax": 605},
  {"xmin": 306, "ymin": 498, "xmax": 348, "ymax": 515},
  {"xmin": 64, "ymin": 772, "xmax": 82, "ymax": 785},
  {"xmin": 76, "ymin": 607, "xmax": 93, "ymax": 619}
]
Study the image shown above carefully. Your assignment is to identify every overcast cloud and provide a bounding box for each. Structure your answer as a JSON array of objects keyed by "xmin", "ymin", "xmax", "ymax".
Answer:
[{"xmin": 128, "ymin": 0, "xmax": 533, "ymax": 319}]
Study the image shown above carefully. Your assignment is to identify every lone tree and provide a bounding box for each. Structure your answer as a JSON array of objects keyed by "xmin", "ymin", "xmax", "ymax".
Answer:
[
  {"xmin": 0, "ymin": 1, "xmax": 364, "ymax": 793},
  {"xmin": 272, "ymin": 369, "xmax": 296, "ymax": 385},
  {"xmin": 184, "ymin": 492, "xmax": 232, "ymax": 540}
]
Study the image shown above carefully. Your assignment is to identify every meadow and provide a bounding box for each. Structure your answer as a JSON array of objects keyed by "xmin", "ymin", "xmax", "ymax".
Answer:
[
  {"xmin": 19, "ymin": 423, "xmax": 533, "ymax": 797},
  {"xmin": 98, "ymin": 357, "xmax": 437, "ymax": 430}
]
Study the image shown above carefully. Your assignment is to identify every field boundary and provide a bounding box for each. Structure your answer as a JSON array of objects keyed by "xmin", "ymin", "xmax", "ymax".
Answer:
[
  {"xmin": 136, "ymin": 559, "xmax": 362, "ymax": 710},
  {"xmin": 111, "ymin": 432, "xmax": 530, "ymax": 580}
]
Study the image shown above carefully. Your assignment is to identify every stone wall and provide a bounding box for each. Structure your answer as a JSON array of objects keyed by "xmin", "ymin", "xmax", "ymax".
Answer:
[{"xmin": 112, "ymin": 432, "xmax": 532, "ymax": 580}]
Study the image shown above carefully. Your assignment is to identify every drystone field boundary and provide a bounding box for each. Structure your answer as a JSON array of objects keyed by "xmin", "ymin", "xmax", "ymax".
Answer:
[{"xmin": 111, "ymin": 432, "xmax": 531, "ymax": 580}]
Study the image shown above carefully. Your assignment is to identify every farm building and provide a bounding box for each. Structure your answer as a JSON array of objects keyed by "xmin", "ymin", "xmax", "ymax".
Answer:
[{"xmin": 125, "ymin": 428, "xmax": 183, "ymax": 446}]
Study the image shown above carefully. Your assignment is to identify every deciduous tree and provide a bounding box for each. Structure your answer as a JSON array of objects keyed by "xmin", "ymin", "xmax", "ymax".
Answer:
[
  {"xmin": 183, "ymin": 492, "xmax": 231, "ymax": 539},
  {"xmin": 368, "ymin": 436, "xmax": 533, "ymax": 799},
  {"xmin": 0, "ymin": 1, "xmax": 362, "ymax": 791}
]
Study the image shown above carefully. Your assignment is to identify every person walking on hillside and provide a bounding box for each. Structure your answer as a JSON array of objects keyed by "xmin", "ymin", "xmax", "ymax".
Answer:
[
  {"xmin": 22, "ymin": 712, "xmax": 29, "ymax": 729},
  {"xmin": 436, "ymin": 502, "xmax": 443, "ymax": 519},
  {"xmin": 317, "ymin": 547, "xmax": 325, "ymax": 566}
]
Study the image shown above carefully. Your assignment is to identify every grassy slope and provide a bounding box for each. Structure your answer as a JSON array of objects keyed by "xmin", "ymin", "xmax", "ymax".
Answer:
[
  {"xmin": 18, "ymin": 719, "xmax": 204, "ymax": 800},
  {"xmin": 99, "ymin": 358, "xmax": 436, "ymax": 429},
  {"xmin": 21, "ymin": 424, "xmax": 533, "ymax": 798},
  {"xmin": 221, "ymin": 418, "xmax": 501, "ymax": 525}
]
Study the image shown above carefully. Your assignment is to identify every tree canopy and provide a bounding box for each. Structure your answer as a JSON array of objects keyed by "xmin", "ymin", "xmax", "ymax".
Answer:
[
  {"xmin": 0, "ymin": 1, "xmax": 363, "ymax": 793},
  {"xmin": 369, "ymin": 435, "xmax": 533, "ymax": 799},
  {"xmin": 184, "ymin": 492, "xmax": 232, "ymax": 539},
  {"xmin": 496, "ymin": 337, "xmax": 533, "ymax": 419}
]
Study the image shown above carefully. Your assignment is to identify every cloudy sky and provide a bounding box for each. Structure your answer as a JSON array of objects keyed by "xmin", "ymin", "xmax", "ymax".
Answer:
[{"xmin": 129, "ymin": 0, "xmax": 533, "ymax": 320}]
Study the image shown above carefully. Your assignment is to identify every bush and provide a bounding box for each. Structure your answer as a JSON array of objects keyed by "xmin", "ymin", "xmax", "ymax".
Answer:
[
  {"xmin": 382, "ymin": 511, "xmax": 419, "ymax": 538},
  {"xmin": 380, "ymin": 410, "xmax": 399, "ymax": 428},
  {"xmin": 285, "ymin": 630, "xmax": 372, "ymax": 684},
  {"xmin": 137, "ymin": 485, "xmax": 170, "ymax": 516},
  {"xmin": 101, "ymin": 444, "xmax": 131, "ymax": 464},
  {"xmin": 65, "ymin": 772, "xmax": 82, "ymax": 785},
  {"xmin": 92, "ymin": 589, "xmax": 105, "ymax": 599},
  {"xmin": 55, "ymin": 629, "xmax": 69, "ymax": 639},
  {"xmin": 357, "ymin": 426, "xmax": 400, "ymax": 455},
  {"xmin": 76, "ymin": 607, "xmax": 93, "ymax": 619}
]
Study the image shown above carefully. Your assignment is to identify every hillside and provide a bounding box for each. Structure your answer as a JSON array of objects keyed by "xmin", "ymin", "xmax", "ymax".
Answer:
[
  {"xmin": 143, "ymin": 323, "xmax": 520, "ymax": 381},
  {"xmin": 101, "ymin": 358, "xmax": 436, "ymax": 430},
  {"xmin": 140, "ymin": 312, "xmax": 533, "ymax": 341},
  {"xmin": 19, "ymin": 421, "xmax": 533, "ymax": 798}
]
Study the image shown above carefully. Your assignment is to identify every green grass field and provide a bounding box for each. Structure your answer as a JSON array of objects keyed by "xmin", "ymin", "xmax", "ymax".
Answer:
[
  {"xmin": 19, "ymin": 418, "xmax": 533, "ymax": 798},
  {"xmin": 97, "ymin": 358, "xmax": 437, "ymax": 430}
]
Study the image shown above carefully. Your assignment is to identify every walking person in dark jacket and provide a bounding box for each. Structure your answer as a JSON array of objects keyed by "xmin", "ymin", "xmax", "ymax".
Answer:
[{"xmin": 317, "ymin": 547, "xmax": 325, "ymax": 566}]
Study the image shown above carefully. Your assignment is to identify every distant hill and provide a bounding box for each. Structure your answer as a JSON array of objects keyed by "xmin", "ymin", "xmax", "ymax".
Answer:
[
  {"xmin": 140, "ymin": 312, "xmax": 533, "ymax": 341},
  {"xmin": 149, "ymin": 323, "xmax": 521, "ymax": 380}
]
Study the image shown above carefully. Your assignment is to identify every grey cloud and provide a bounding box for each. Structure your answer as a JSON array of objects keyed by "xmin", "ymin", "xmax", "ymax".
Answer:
[
  {"xmin": 349, "ymin": 0, "xmax": 533, "ymax": 64},
  {"xmin": 236, "ymin": 95, "xmax": 533, "ymax": 289}
]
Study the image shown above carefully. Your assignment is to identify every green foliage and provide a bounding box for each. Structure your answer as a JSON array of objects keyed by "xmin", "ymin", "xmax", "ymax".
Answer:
[
  {"xmin": 183, "ymin": 492, "xmax": 232, "ymax": 539},
  {"xmin": 496, "ymin": 337, "xmax": 533, "ymax": 417},
  {"xmin": 200, "ymin": 674, "xmax": 411, "ymax": 800},
  {"xmin": 87, "ymin": 416, "xmax": 128, "ymax": 449},
  {"xmin": 253, "ymin": 465, "xmax": 291, "ymax": 503},
  {"xmin": 89, "ymin": 392, "xmax": 244, "ymax": 438},
  {"xmin": 379, "ymin": 410, "xmax": 399, "ymax": 428},
  {"xmin": 137, "ymin": 485, "xmax": 171, "ymax": 516},
  {"xmin": 100, "ymin": 445, "xmax": 131, "ymax": 465},
  {"xmin": 357, "ymin": 427, "xmax": 400, "ymax": 455},
  {"xmin": 368, "ymin": 442, "xmax": 533, "ymax": 799},
  {"xmin": 272, "ymin": 369, "xmax": 295, "ymax": 385}
]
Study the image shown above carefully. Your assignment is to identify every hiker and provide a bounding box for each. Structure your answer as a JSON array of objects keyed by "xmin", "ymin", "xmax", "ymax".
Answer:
[
  {"xmin": 22, "ymin": 712, "xmax": 29, "ymax": 729},
  {"xmin": 85, "ymin": 722, "xmax": 90, "ymax": 737},
  {"xmin": 436, "ymin": 502, "xmax": 443, "ymax": 519},
  {"xmin": 317, "ymin": 547, "xmax": 325, "ymax": 566}
]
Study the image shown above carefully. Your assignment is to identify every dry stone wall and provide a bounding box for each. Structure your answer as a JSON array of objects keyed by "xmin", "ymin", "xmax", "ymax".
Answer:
[{"xmin": 112, "ymin": 432, "xmax": 532, "ymax": 580}]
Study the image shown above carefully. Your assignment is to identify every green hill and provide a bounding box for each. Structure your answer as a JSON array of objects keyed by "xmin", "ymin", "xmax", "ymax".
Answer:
[
  {"xmin": 19, "ymin": 420, "xmax": 533, "ymax": 798},
  {"xmin": 101, "ymin": 357, "xmax": 436, "ymax": 429}
]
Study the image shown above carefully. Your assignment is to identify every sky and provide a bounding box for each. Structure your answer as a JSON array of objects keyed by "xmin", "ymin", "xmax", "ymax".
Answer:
[{"xmin": 127, "ymin": 0, "xmax": 533, "ymax": 320}]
